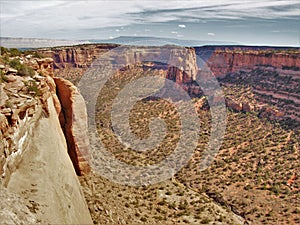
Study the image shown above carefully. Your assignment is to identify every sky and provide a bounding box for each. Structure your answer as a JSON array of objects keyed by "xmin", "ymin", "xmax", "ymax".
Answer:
[{"xmin": 0, "ymin": 0, "xmax": 299, "ymax": 46}]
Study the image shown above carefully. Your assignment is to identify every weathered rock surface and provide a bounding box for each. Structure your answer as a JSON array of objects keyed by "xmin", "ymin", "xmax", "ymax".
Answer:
[
  {"xmin": 26, "ymin": 57, "xmax": 54, "ymax": 77},
  {"xmin": 39, "ymin": 44, "xmax": 119, "ymax": 69},
  {"xmin": 167, "ymin": 47, "xmax": 198, "ymax": 85},
  {"xmin": 195, "ymin": 46, "xmax": 300, "ymax": 77},
  {"xmin": 0, "ymin": 56, "xmax": 93, "ymax": 224},
  {"xmin": 54, "ymin": 77, "xmax": 91, "ymax": 175},
  {"xmin": 0, "ymin": 187, "xmax": 37, "ymax": 224},
  {"xmin": 6, "ymin": 97, "xmax": 92, "ymax": 224},
  {"xmin": 0, "ymin": 84, "xmax": 8, "ymax": 107}
]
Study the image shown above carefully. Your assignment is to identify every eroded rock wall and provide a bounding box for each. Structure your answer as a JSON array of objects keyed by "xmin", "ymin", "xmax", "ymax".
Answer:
[
  {"xmin": 5, "ymin": 97, "xmax": 93, "ymax": 224},
  {"xmin": 54, "ymin": 77, "xmax": 91, "ymax": 175},
  {"xmin": 194, "ymin": 47, "xmax": 300, "ymax": 77},
  {"xmin": 0, "ymin": 58, "xmax": 92, "ymax": 224}
]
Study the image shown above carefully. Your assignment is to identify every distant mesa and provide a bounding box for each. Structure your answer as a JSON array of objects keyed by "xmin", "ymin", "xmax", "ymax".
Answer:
[
  {"xmin": 0, "ymin": 37, "xmax": 90, "ymax": 49},
  {"xmin": 0, "ymin": 36, "xmax": 237, "ymax": 49}
]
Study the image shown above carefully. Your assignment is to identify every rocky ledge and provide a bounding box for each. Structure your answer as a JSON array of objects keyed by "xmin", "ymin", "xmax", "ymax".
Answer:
[{"xmin": 0, "ymin": 53, "xmax": 92, "ymax": 224}]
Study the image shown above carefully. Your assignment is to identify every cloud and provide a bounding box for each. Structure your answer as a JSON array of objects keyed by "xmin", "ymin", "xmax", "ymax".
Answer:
[
  {"xmin": 208, "ymin": 33, "xmax": 215, "ymax": 36},
  {"xmin": 0, "ymin": 0, "xmax": 299, "ymax": 43}
]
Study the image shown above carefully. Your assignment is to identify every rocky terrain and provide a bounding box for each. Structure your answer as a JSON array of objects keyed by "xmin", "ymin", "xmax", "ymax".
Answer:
[
  {"xmin": 0, "ymin": 44, "xmax": 299, "ymax": 224},
  {"xmin": 38, "ymin": 43, "xmax": 299, "ymax": 224},
  {"xmin": 85, "ymin": 59, "xmax": 299, "ymax": 224},
  {"xmin": 0, "ymin": 48, "xmax": 92, "ymax": 224},
  {"xmin": 38, "ymin": 44, "xmax": 300, "ymax": 127}
]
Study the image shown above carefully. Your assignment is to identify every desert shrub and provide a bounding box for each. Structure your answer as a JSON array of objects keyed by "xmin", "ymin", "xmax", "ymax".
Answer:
[
  {"xmin": 9, "ymin": 48, "xmax": 21, "ymax": 57},
  {"xmin": 25, "ymin": 80, "xmax": 40, "ymax": 96},
  {"xmin": 9, "ymin": 58, "xmax": 35, "ymax": 76},
  {"xmin": 23, "ymin": 50, "xmax": 44, "ymax": 58},
  {"xmin": 282, "ymin": 66, "xmax": 300, "ymax": 71},
  {"xmin": 5, "ymin": 101, "xmax": 13, "ymax": 108},
  {"xmin": 9, "ymin": 58, "xmax": 22, "ymax": 69},
  {"xmin": 18, "ymin": 65, "xmax": 35, "ymax": 76},
  {"xmin": 1, "ymin": 74, "xmax": 8, "ymax": 83},
  {"xmin": 0, "ymin": 46, "xmax": 8, "ymax": 55}
]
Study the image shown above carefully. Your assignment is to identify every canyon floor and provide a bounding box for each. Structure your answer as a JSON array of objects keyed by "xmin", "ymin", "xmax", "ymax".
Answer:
[{"xmin": 79, "ymin": 64, "xmax": 299, "ymax": 224}]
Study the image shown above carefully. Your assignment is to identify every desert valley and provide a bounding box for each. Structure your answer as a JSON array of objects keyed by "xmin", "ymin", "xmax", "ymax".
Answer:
[{"xmin": 0, "ymin": 42, "xmax": 299, "ymax": 224}]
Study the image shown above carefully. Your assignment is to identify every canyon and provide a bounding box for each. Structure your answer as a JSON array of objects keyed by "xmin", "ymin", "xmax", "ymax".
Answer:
[
  {"xmin": 0, "ymin": 44, "xmax": 299, "ymax": 224},
  {"xmin": 39, "ymin": 44, "xmax": 300, "ymax": 126}
]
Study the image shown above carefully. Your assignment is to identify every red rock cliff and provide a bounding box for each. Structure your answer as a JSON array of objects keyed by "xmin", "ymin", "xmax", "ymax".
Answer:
[
  {"xmin": 201, "ymin": 48, "xmax": 300, "ymax": 77},
  {"xmin": 54, "ymin": 77, "xmax": 91, "ymax": 175}
]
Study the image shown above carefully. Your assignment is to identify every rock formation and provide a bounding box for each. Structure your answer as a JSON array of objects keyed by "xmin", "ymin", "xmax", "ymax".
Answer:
[
  {"xmin": 0, "ymin": 56, "xmax": 92, "ymax": 224},
  {"xmin": 54, "ymin": 77, "xmax": 91, "ymax": 175},
  {"xmin": 38, "ymin": 44, "xmax": 300, "ymax": 124},
  {"xmin": 39, "ymin": 44, "xmax": 119, "ymax": 69},
  {"xmin": 195, "ymin": 46, "xmax": 300, "ymax": 77}
]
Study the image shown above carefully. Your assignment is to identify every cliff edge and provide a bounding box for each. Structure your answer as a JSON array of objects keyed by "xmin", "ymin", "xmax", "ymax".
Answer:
[{"xmin": 0, "ymin": 51, "xmax": 92, "ymax": 224}]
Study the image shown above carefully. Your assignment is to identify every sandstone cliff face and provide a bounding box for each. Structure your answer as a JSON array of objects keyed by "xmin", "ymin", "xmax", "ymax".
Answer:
[
  {"xmin": 6, "ymin": 97, "xmax": 92, "ymax": 224},
  {"xmin": 0, "ymin": 187, "xmax": 37, "ymax": 223},
  {"xmin": 167, "ymin": 47, "xmax": 198, "ymax": 84},
  {"xmin": 54, "ymin": 77, "xmax": 91, "ymax": 175},
  {"xmin": 0, "ymin": 74, "xmax": 51, "ymax": 184},
  {"xmin": 40, "ymin": 45, "xmax": 200, "ymax": 97},
  {"xmin": 40, "ymin": 44, "xmax": 300, "ymax": 82},
  {"xmin": 195, "ymin": 47, "xmax": 300, "ymax": 77},
  {"xmin": 0, "ymin": 58, "xmax": 92, "ymax": 224},
  {"xmin": 39, "ymin": 44, "xmax": 119, "ymax": 69},
  {"xmin": 0, "ymin": 89, "xmax": 92, "ymax": 224}
]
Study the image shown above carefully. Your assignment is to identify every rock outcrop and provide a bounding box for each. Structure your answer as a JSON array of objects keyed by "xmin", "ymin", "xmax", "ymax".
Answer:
[
  {"xmin": 39, "ymin": 44, "xmax": 119, "ymax": 69},
  {"xmin": 166, "ymin": 47, "xmax": 198, "ymax": 84},
  {"xmin": 54, "ymin": 77, "xmax": 91, "ymax": 175},
  {"xmin": 0, "ymin": 187, "xmax": 37, "ymax": 223},
  {"xmin": 0, "ymin": 57, "xmax": 92, "ymax": 224},
  {"xmin": 6, "ymin": 97, "xmax": 93, "ymax": 224},
  {"xmin": 195, "ymin": 46, "xmax": 300, "ymax": 77}
]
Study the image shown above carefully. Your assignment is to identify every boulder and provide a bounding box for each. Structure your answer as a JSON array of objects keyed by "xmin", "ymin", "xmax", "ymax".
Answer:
[
  {"xmin": 7, "ymin": 68, "xmax": 18, "ymax": 74},
  {"xmin": 242, "ymin": 102, "xmax": 254, "ymax": 112},
  {"xmin": 0, "ymin": 85, "xmax": 9, "ymax": 107},
  {"xmin": 226, "ymin": 98, "xmax": 242, "ymax": 112},
  {"xmin": 36, "ymin": 58, "xmax": 54, "ymax": 77}
]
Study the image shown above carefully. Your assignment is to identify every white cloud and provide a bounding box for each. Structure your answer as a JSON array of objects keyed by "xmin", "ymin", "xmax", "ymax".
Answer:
[
  {"xmin": 208, "ymin": 33, "xmax": 215, "ymax": 36},
  {"xmin": 171, "ymin": 31, "xmax": 178, "ymax": 34},
  {"xmin": 0, "ymin": 0, "xmax": 299, "ymax": 39}
]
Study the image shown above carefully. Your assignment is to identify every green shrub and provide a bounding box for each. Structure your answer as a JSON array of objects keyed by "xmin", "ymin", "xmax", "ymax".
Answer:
[
  {"xmin": 9, "ymin": 58, "xmax": 22, "ymax": 69},
  {"xmin": 18, "ymin": 65, "xmax": 35, "ymax": 77},
  {"xmin": 282, "ymin": 66, "xmax": 300, "ymax": 71},
  {"xmin": 9, "ymin": 58, "xmax": 35, "ymax": 76},
  {"xmin": 0, "ymin": 46, "xmax": 8, "ymax": 55},
  {"xmin": 25, "ymin": 80, "xmax": 40, "ymax": 96},
  {"xmin": 9, "ymin": 48, "xmax": 21, "ymax": 57},
  {"xmin": 1, "ymin": 74, "xmax": 8, "ymax": 83}
]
